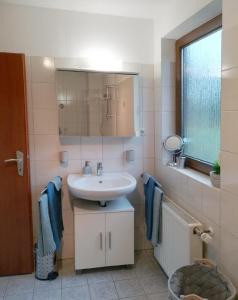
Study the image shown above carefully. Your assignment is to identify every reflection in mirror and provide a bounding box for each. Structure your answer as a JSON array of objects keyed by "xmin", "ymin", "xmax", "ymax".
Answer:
[
  {"xmin": 164, "ymin": 135, "xmax": 183, "ymax": 152},
  {"xmin": 56, "ymin": 70, "xmax": 140, "ymax": 137},
  {"xmin": 163, "ymin": 135, "xmax": 184, "ymax": 167}
]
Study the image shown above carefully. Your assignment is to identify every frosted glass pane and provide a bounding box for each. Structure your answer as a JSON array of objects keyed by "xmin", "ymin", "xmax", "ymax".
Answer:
[{"xmin": 182, "ymin": 29, "xmax": 221, "ymax": 164}]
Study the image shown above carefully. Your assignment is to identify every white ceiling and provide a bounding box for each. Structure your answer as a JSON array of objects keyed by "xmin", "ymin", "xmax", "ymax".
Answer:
[{"xmin": 0, "ymin": 0, "xmax": 161, "ymax": 19}]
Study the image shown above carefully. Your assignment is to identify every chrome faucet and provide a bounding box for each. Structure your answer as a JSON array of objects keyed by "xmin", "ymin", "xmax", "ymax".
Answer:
[{"xmin": 97, "ymin": 162, "xmax": 103, "ymax": 176}]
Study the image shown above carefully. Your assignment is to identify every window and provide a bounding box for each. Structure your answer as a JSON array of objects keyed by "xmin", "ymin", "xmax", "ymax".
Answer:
[{"xmin": 176, "ymin": 15, "xmax": 222, "ymax": 174}]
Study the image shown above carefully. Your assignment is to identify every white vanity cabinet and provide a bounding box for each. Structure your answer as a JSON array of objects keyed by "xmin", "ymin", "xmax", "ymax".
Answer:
[{"xmin": 74, "ymin": 197, "xmax": 134, "ymax": 271}]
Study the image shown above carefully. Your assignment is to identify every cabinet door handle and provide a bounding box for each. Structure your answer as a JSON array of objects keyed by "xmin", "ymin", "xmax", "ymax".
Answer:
[
  {"xmin": 109, "ymin": 231, "xmax": 112, "ymax": 249},
  {"xmin": 100, "ymin": 232, "xmax": 103, "ymax": 250}
]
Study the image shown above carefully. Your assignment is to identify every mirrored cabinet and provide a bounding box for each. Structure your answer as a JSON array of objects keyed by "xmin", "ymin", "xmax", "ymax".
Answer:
[{"xmin": 56, "ymin": 70, "xmax": 141, "ymax": 137}]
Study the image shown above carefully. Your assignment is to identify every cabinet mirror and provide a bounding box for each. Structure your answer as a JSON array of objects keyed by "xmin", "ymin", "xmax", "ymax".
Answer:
[{"xmin": 56, "ymin": 70, "xmax": 140, "ymax": 137}]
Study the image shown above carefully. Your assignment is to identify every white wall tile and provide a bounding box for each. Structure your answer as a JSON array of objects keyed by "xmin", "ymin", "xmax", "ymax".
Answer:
[
  {"xmin": 161, "ymin": 111, "xmax": 175, "ymax": 138},
  {"xmin": 81, "ymin": 137, "xmax": 102, "ymax": 160},
  {"xmin": 25, "ymin": 56, "xmax": 32, "ymax": 82},
  {"xmin": 33, "ymin": 108, "xmax": 58, "ymax": 134},
  {"xmin": 187, "ymin": 178, "xmax": 202, "ymax": 212},
  {"xmin": 221, "ymin": 111, "xmax": 238, "ymax": 154},
  {"xmin": 161, "ymin": 85, "xmax": 175, "ymax": 112},
  {"xmin": 202, "ymin": 185, "xmax": 220, "ymax": 225},
  {"xmin": 123, "ymin": 137, "xmax": 143, "ymax": 158},
  {"xmin": 161, "ymin": 39, "xmax": 176, "ymax": 62},
  {"xmin": 29, "ymin": 160, "xmax": 36, "ymax": 191},
  {"xmin": 202, "ymin": 219, "xmax": 220, "ymax": 264},
  {"xmin": 28, "ymin": 134, "xmax": 35, "ymax": 161},
  {"xmin": 124, "ymin": 158, "xmax": 143, "ymax": 181},
  {"xmin": 32, "ymin": 83, "xmax": 57, "ymax": 109},
  {"xmin": 32, "ymin": 210, "xmax": 39, "ymax": 240},
  {"xmin": 221, "ymin": 151, "xmax": 238, "ymax": 196},
  {"xmin": 161, "ymin": 61, "xmax": 175, "ymax": 86},
  {"xmin": 60, "ymin": 144, "xmax": 81, "ymax": 160},
  {"xmin": 221, "ymin": 68, "xmax": 238, "ymax": 111},
  {"xmin": 27, "ymin": 60, "xmax": 155, "ymax": 255},
  {"xmin": 31, "ymin": 56, "xmax": 55, "ymax": 83},
  {"xmin": 222, "ymin": 26, "xmax": 238, "ymax": 70},
  {"xmin": 154, "ymin": 87, "xmax": 162, "ymax": 112},
  {"xmin": 172, "ymin": 171, "xmax": 188, "ymax": 203},
  {"xmin": 220, "ymin": 228, "xmax": 238, "ymax": 285},
  {"xmin": 35, "ymin": 160, "xmax": 59, "ymax": 189},
  {"xmin": 31, "ymin": 192, "xmax": 38, "ymax": 213},
  {"xmin": 134, "ymin": 204, "xmax": 145, "ymax": 227},
  {"xmin": 27, "ymin": 107, "xmax": 34, "ymax": 134},
  {"xmin": 143, "ymin": 111, "xmax": 155, "ymax": 136},
  {"xmin": 34, "ymin": 134, "xmax": 59, "ymax": 161},
  {"xmin": 135, "ymin": 227, "xmax": 144, "ymax": 250},
  {"xmin": 221, "ymin": 190, "xmax": 238, "ymax": 239},
  {"xmin": 142, "ymin": 88, "xmax": 154, "ymax": 112},
  {"xmin": 59, "ymin": 159, "xmax": 82, "ymax": 178},
  {"xmin": 63, "ymin": 210, "xmax": 74, "ymax": 235},
  {"xmin": 26, "ymin": 81, "xmax": 33, "ymax": 108},
  {"xmin": 154, "ymin": 111, "xmax": 162, "ymax": 136},
  {"xmin": 140, "ymin": 64, "xmax": 154, "ymax": 88},
  {"xmin": 143, "ymin": 158, "xmax": 155, "ymax": 175},
  {"xmin": 143, "ymin": 135, "xmax": 155, "ymax": 158},
  {"xmin": 102, "ymin": 158, "xmax": 124, "ymax": 172},
  {"xmin": 60, "ymin": 234, "xmax": 74, "ymax": 259},
  {"xmin": 62, "ymin": 185, "xmax": 73, "ymax": 211},
  {"xmin": 223, "ymin": 0, "xmax": 238, "ymax": 30},
  {"xmin": 102, "ymin": 137, "xmax": 123, "ymax": 159}
]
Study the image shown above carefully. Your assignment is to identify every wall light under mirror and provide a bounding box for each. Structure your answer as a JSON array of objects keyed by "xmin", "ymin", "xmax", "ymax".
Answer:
[{"xmin": 56, "ymin": 70, "xmax": 141, "ymax": 137}]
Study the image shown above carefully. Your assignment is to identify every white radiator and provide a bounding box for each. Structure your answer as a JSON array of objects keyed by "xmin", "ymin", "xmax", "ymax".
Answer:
[{"xmin": 154, "ymin": 199, "xmax": 203, "ymax": 277}]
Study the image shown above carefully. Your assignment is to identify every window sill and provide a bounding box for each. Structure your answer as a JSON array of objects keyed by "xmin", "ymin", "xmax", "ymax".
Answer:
[{"xmin": 168, "ymin": 166, "xmax": 220, "ymax": 190}]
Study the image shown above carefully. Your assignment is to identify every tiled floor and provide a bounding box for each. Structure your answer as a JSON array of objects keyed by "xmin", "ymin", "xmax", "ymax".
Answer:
[{"xmin": 0, "ymin": 250, "xmax": 169, "ymax": 300}]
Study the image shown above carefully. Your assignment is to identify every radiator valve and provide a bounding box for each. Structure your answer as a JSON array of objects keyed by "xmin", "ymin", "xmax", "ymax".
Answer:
[{"xmin": 193, "ymin": 226, "xmax": 213, "ymax": 244}]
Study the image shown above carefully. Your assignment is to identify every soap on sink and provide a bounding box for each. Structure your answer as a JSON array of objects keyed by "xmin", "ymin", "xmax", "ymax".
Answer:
[{"xmin": 83, "ymin": 161, "xmax": 92, "ymax": 175}]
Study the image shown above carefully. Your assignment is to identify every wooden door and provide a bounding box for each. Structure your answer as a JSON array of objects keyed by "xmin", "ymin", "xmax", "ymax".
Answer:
[
  {"xmin": 0, "ymin": 53, "xmax": 33, "ymax": 275},
  {"xmin": 74, "ymin": 214, "xmax": 106, "ymax": 270},
  {"xmin": 106, "ymin": 212, "xmax": 134, "ymax": 266}
]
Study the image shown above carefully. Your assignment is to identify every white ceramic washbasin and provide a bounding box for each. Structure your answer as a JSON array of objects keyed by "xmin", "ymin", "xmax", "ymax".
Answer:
[{"xmin": 67, "ymin": 172, "xmax": 137, "ymax": 205}]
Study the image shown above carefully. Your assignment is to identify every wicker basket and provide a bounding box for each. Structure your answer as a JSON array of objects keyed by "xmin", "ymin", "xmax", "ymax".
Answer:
[{"xmin": 168, "ymin": 260, "xmax": 236, "ymax": 300}]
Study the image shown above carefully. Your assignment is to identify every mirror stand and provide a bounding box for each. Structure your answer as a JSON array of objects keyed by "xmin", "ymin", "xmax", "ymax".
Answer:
[{"xmin": 163, "ymin": 135, "xmax": 184, "ymax": 167}]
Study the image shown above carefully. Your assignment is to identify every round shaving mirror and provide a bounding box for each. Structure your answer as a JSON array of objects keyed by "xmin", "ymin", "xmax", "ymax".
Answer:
[
  {"xmin": 164, "ymin": 135, "xmax": 183, "ymax": 152},
  {"xmin": 163, "ymin": 135, "xmax": 184, "ymax": 167}
]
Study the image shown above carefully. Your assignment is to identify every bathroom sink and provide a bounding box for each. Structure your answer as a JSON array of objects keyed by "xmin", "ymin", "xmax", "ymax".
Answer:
[{"xmin": 67, "ymin": 172, "xmax": 137, "ymax": 205}]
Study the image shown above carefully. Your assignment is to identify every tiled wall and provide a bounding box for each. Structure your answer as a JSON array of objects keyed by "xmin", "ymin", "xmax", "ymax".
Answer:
[
  {"xmin": 154, "ymin": 39, "xmax": 221, "ymax": 264},
  {"xmin": 219, "ymin": 0, "xmax": 238, "ymax": 287},
  {"xmin": 26, "ymin": 56, "xmax": 155, "ymax": 259},
  {"xmin": 155, "ymin": 3, "xmax": 238, "ymax": 288}
]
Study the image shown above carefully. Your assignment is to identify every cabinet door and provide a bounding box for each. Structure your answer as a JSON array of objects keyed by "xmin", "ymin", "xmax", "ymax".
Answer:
[
  {"xmin": 106, "ymin": 212, "xmax": 134, "ymax": 266},
  {"xmin": 75, "ymin": 214, "xmax": 105, "ymax": 270}
]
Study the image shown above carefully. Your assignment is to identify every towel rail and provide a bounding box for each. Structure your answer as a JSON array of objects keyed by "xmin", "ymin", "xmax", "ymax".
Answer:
[{"xmin": 141, "ymin": 173, "xmax": 162, "ymax": 188}]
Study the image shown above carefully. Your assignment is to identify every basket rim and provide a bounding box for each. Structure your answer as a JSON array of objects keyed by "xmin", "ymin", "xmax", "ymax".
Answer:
[{"xmin": 168, "ymin": 264, "xmax": 237, "ymax": 300}]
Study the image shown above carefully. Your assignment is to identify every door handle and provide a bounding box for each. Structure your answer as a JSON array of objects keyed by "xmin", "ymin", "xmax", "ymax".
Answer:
[
  {"xmin": 4, "ymin": 151, "xmax": 24, "ymax": 176},
  {"xmin": 109, "ymin": 232, "xmax": 112, "ymax": 249},
  {"xmin": 100, "ymin": 232, "xmax": 103, "ymax": 250}
]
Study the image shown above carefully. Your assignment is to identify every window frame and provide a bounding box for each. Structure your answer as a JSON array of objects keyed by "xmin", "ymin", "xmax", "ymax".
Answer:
[{"xmin": 175, "ymin": 14, "xmax": 222, "ymax": 175}]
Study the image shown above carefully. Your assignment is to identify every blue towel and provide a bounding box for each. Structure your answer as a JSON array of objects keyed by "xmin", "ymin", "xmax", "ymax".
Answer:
[
  {"xmin": 151, "ymin": 186, "xmax": 163, "ymax": 246},
  {"xmin": 50, "ymin": 176, "xmax": 62, "ymax": 192},
  {"xmin": 143, "ymin": 173, "xmax": 162, "ymax": 240},
  {"xmin": 47, "ymin": 177, "xmax": 64, "ymax": 252},
  {"xmin": 144, "ymin": 177, "xmax": 156, "ymax": 240},
  {"xmin": 142, "ymin": 172, "xmax": 151, "ymax": 184},
  {"xmin": 37, "ymin": 193, "xmax": 56, "ymax": 256}
]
